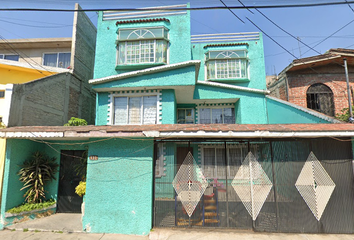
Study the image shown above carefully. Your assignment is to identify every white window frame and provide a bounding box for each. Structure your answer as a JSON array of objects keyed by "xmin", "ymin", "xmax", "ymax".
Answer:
[
  {"xmin": 42, "ymin": 52, "xmax": 71, "ymax": 68},
  {"xmin": 0, "ymin": 54, "xmax": 19, "ymax": 61},
  {"xmin": 112, "ymin": 93, "xmax": 159, "ymax": 125},
  {"xmin": 117, "ymin": 27, "xmax": 169, "ymax": 66},
  {"xmin": 177, "ymin": 108, "xmax": 194, "ymax": 124},
  {"xmin": 205, "ymin": 50, "xmax": 248, "ymax": 80},
  {"xmin": 197, "ymin": 106, "xmax": 235, "ymax": 124},
  {"xmin": 200, "ymin": 144, "xmax": 258, "ymax": 179}
]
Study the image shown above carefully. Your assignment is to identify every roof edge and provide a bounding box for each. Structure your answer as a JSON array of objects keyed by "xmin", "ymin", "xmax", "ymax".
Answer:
[
  {"xmin": 89, "ymin": 60, "xmax": 201, "ymax": 85},
  {"xmin": 197, "ymin": 81, "xmax": 270, "ymax": 95}
]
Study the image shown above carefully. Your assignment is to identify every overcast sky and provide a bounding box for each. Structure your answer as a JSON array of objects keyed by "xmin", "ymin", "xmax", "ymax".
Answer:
[{"xmin": 0, "ymin": 0, "xmax": 353, "ymax": 76}]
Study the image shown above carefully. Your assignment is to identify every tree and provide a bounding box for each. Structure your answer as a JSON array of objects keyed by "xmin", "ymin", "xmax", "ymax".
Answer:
[{"xmin": 335, "ymin": 106, "xmax": 354, "ymax": 122}]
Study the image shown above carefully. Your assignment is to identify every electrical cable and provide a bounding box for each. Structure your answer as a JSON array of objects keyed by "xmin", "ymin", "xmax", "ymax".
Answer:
[
  {"xmin": 2, "ymin": 1, "xmax": 354, "ymax": 12},
  {"xmin": 219, "ymin": 0, "xmax": 244, "ymax": 23}
]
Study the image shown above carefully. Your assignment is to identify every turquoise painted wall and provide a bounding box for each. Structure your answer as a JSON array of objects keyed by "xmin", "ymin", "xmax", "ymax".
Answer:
[
  {"xmin": 161, "ymin": 89, "xmax": 176, "ymax": 124},
  {"xmin": 266, "ymin": 97, "xmax": 332, "ymax": 124},
  {"xmin": 191, "ymin": 33, "xmax": 266, "ymax": 90},
  {"xmin": 96, "ymin": 92, "xmax": 110, "ymax": 126},
  {"xmin": 94, "ymin": 8, "xmax": 191, "ymax": 79},
  {"xmin": 92, "ymin": 65, "xmax": 196, "ymax": 90},
  {"xmin": 0, "ymin": 139, "xmax": 43, "ymax": 229},
  {"xmin": 83, "ymin": 138, "xmax": 154, "ymax": 235},
  {"xmin": 194, "ymin": 84, "xmax": 268, "ymax": 124}
]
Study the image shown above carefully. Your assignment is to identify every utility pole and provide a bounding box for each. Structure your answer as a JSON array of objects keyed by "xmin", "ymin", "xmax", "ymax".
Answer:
[{"xmin": 343, "ymin": 58, "xmax": 353, "ymax": 122}]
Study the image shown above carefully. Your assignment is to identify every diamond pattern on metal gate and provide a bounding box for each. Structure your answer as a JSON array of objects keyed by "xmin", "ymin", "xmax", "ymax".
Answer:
[
  {"xmin": 295, "ymin": 152, "xmax": 335, "ymax": 221},
  {"xmin": 231, "ymin": 152, "xmax": 273, "ymax": 220},
  {"xmin": 172, "ymin": 152, "xmax": 208, "ymax": 217}
]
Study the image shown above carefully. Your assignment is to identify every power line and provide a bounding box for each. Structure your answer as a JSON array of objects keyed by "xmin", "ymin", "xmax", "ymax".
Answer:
[
  {"xmin": 245, "ymin": 17, "xmax": 298, "ymax": 59},
  {"xmin": 219, "ymin": 0, "xmax": 244, "ymax": 23},
  {"xmin": 253, "ymin": 8, "xmax": 322, "ymax": 56},
  {"xmin": 2, "ymin": 1, "xmax": 354, "ymax": 12},
  {"xmin": 302, "ymin": 18, "xmax": 354, "ymax": 55},
  {"xmin": 0, "ymin": 19, "xmax": 72, "ymax": 28}
]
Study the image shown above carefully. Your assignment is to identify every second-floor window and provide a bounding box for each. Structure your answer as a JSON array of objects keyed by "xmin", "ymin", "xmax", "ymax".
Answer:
[
  {"xmin": 199, "ymin": 107, "xmax": 235, "ymax": 124},
  {"xmin": 0, "ymin": 54, "xmax": 19, "ymax": 61},
  {"xmin": 177, "ymin": 108, "xmax": 194, "ymax": 124},
  {"xmin": 43, "ymin": 53, "xmax": 71, "ymax": 68},
  {"xmin": 206, "ymin": 50, "xmax": 248, "ymax": 80},
  {"xmin": 117, "ymin": 27, "xmax": 168, "ymax": 66},
  {"xmin": 113, "ymin": 95, "xmax": 157, "ymax": 125}
]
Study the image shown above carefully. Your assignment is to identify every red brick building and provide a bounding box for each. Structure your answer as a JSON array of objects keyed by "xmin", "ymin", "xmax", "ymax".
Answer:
[{"xmin": 268, "ymin": 49, "xmax": 354, "ymax": 117}]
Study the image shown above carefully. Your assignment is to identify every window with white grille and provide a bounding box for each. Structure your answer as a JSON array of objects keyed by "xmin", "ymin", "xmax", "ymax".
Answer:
[
  {"xmin": 206, "ymin": 50, "xmax": 248, "ymax": 80},
  {"xmin": 117, "ymin": 27, "xmax": 168, "ymax": 65},
  {"xmin": 113, "ymin": 95, "xmax": 157, "ymax": 125}
]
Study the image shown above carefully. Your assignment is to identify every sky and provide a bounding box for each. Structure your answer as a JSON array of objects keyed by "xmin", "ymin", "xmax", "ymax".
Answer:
[{"xmin": 0, "ymin": 0, "xmax": 353, "ymax": 75}]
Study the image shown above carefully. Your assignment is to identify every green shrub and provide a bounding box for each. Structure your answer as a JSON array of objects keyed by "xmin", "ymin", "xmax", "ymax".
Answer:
[
  {"xmin": 64, "ymin": 117, "xmax": 87, "ymax": 126},
  {"xmin": 18, "ymin": 151, "xmax": 58, "ymax": 203},
  {"xmin": 7, "ymin": 199, "xmax": 56, "ymax": 214}
]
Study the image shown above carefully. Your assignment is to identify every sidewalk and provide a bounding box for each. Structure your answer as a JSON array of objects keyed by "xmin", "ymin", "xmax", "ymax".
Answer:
[{"xmin": 1, "ymin": 228, "xmax": 354, "ymax": 240}]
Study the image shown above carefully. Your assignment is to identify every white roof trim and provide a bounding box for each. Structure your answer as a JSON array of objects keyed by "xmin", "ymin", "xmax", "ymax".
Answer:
[
  {"xmin": 197, "ymin": 81, "xmax": 270, "ymax": 95},
  {"xmin": 158, "ymin": 131, "xmax": 354, "ymax": 138},
  {"xmin": 0, "ymin": 59, "xmax": 71, "ymax": 73},
  {"xmin": 266, "ymin": 96, "xmax": 341, "ymax": 123},
  {"xmin": 0, "ymin": 132, "xmax": 63, "ymax": 138},
  {"xmin": 89, "ymin": 60, "xmax": 201, "ymax": 85}
]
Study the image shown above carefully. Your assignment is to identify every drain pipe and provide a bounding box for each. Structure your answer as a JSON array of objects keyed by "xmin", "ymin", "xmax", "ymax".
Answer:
[{"xmin": 343, "ymin": 58, "xmax": 353, "ymax": 122}]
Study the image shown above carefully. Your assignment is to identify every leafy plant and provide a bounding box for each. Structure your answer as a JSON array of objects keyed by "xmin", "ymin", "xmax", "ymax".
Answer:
[
  {"xmin": 335, "ymin": 106, "xmax": 354, "ymax": 122},
  {"xmin": 7, "ymin": 199, "xmax": 56, "ymax": 214},
  {"xmin": 75, "ymin": 151, "xmax": 87, "ymax": 181},
  {"xmin": 18, "ymin": 151, "xmax": 59, "ymax": 203},
  {"xmin": 64, "ymin": 117, "xmax": 87, "ymax": 126},
  {"xmin": 75, "ymin": 181, "xmax": 86, "ymax": 197}
]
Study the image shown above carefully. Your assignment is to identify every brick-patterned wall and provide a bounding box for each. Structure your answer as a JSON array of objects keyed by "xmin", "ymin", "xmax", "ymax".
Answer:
[
  {"xmin": 268, "ymin": 76, "xmax": 287, "ymax": 101},
  {"xmin": 286, "ymin": 64, "xmax": 354, "ymax": 116}
]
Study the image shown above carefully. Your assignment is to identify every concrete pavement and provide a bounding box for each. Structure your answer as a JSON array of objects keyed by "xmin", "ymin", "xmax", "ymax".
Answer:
[{"xmin": 2, "ymin": 213, "xmax": 354, "ymax": 240}]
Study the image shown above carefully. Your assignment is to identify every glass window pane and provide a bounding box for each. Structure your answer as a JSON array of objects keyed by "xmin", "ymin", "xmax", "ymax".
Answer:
[
  {"xmin": 216, "ymin": 148, "xmax": 225, "ymax": 178},
  {"xmin": 177, "ymin": 109, "xmax": 186, "ymax": 124},
  {"xmin": 211, "ymin": 108, "xmax": 222, "ymax": 123},
  {"xmin": 114, "ymin": 97, "xmax": 128, "ymax": 125},
  {"xmin": 223, "ymin": 108, "xmax": 235, "ymax": 124},
  {"xmin": 128, "ymin": 97, "xmax": 141, "ymax": 124},
  {"xmin": 199, "ymin": 108, "xmax": 211, "ymax": 124},
  {"xmin": 4, "ymin": 55, "xmax": 19, "ymax": 61},
  {"xmin": 43, "ymin": 53, "xmax": 58, "ymax": 67},
  {"xmin": 0, "ymin": 55, "xmax": 3, "ymax": 59},
  {"xmin": 143, "ymin": 96, "xmax": 157, "ymax": 124},
  {"xmin": 58, "ymin": 53, "xmax": 71, "ymax": 68},
  {"xmin": 185, "ymin": 109, "xmax": 194, "ymax": 124},
  {"xmin": 204, "ymin": 148, "xmax": 215, "ymax": 178}
]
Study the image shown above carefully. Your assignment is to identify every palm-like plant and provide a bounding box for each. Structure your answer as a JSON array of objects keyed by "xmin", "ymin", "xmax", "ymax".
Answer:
[{"xmin": 18, "ymin": 151, "xmax": 59, "ymax": 203}]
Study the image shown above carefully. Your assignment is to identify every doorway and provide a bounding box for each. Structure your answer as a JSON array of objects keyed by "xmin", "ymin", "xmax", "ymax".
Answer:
[{"xmin": 57, "ymin": 150, "xmax": 85, "ymax": 213}]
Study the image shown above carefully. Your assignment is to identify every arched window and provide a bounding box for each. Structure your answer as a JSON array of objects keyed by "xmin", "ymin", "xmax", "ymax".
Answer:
[{"xmin": 306, "ymin": 83, "xmax": 334, "ymax": 116}]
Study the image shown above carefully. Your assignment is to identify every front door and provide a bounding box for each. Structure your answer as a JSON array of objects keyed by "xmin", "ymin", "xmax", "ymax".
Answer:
[{"xmin": 57, "ymin": 150, "xmax": 85, "ymax": 213}]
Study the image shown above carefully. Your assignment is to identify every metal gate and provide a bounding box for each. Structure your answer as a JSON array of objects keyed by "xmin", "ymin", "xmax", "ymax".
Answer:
[{"xmin": 153, "ymin": 138, "xmax": 354, "ymax": 233}]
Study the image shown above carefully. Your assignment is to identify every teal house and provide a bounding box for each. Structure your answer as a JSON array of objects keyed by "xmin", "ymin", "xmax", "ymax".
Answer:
[{"xmin": 2, "ymin": 3, "xmax": 354, "ymax": 236}]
